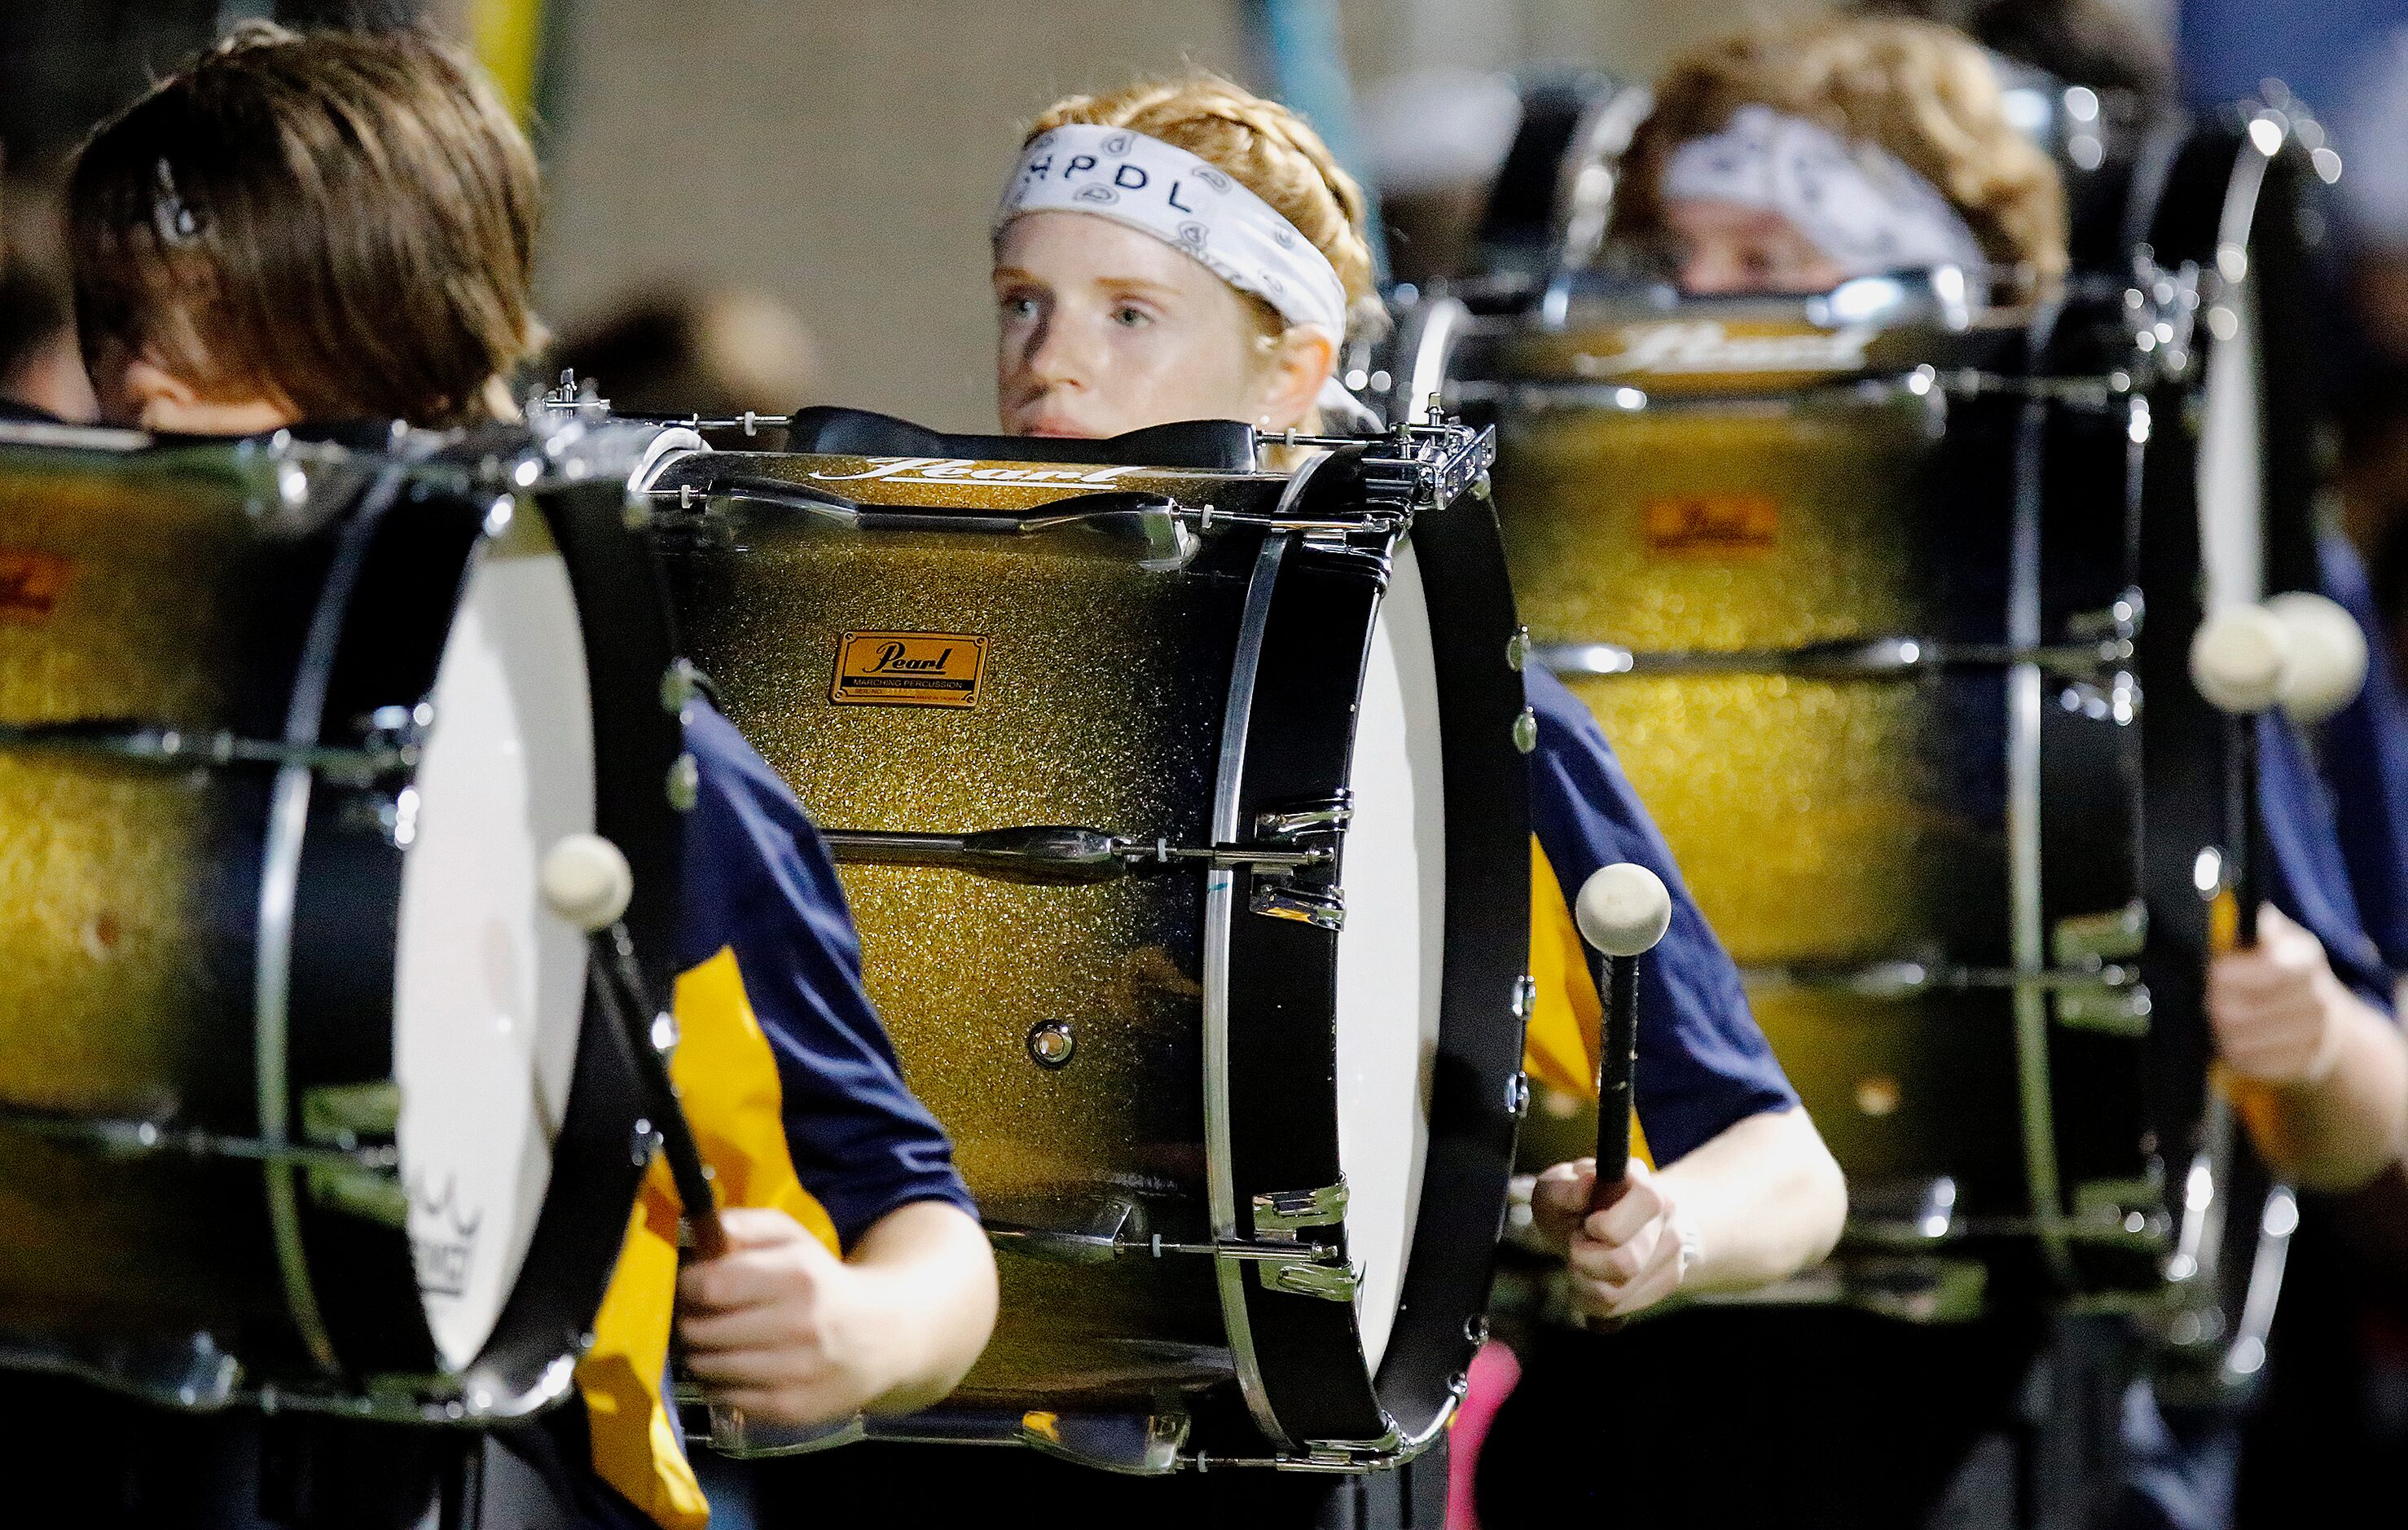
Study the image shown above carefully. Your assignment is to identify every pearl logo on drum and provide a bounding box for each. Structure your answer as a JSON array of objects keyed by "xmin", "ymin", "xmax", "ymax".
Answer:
[{"xmin": 833, "ymin": 631, "xmax": 991, "ymax": 709}]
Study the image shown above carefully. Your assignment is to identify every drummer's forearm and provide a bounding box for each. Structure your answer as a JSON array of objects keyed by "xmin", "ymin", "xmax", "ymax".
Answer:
[
  {"xmin": 1655, "ymin": 1106, "xmax": 1847, "ymax": 1291},
  {"xmin": 849, "ymin": 1199, "xmax": 1000, "ymax": 1414},
  {"xmin": 2242, "ymin": 1003, "xmax": 2408, "ymax": 1192}
]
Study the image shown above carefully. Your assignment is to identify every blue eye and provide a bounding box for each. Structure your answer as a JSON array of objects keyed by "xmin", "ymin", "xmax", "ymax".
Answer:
[
  {"xmin": 1113, "ymin": 305, "xmax": 1151, "ymax": 328},
  {"xmin": 1000, "ymin": 294, "xmax": 1039, "ymax": 321}
]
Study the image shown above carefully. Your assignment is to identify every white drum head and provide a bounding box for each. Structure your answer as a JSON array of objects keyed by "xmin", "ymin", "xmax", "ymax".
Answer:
[
  {"xmin": 2199, "ymin": 272, "xmax": 2265, "ymax": 610},
  {"xmin": 1334, "ymin": 543, "xmax": 1448, "ymax": 1372},
  {"xmin": 393, "ymin": 521, "xmax": 596, "ymax": 1373}
]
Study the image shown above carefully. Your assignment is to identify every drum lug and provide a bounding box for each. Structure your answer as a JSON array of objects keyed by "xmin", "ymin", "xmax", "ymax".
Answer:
[
  {"xmin": 2072, "ymin": 1179, "xmax": 2171, "ymax": 1249},
  {"xmin": 666, "ymin": 751, "xmax": 700, "ymax": 811},
  {"xmin": 659, "ymin": 657, "xmax": 718, "ymax": 714},
  {"xmin": 1505, "ymin": 1071, "xmax": 1532, "ymax": 1119},
  {"xmin": 1255, "ymin": 793, "xmax": 1353, "ymax": 840},
  {"xmin": 302, "ymin": 1163, "xmax": 407, "ymax": 1228},
  {"xmin": 1250, "ymin": 879, "xmax": 1346, "ymax": 930},
  {"xmin": 300, "ymin": 1079, "xmax": 402, "ymax": 1146},
  {"xmin": 1512, "ymin": 706, "xmax": 1538, "ymax": 754},
  {"xmin": 2054, "ymin": 985, "xmax": 2154, "ymax": 1035},
  {"xmin": 1252, "ymin": 1180, "xmax": 1347, "ymax": 1234},
  {"xmin": 2054, "ymin": 900, "xmax": 2147, "ymax": 964},
  {"xmin": 1511, "ymin": 974, "xmax": 1538, "ymax": 1019},
  {"xmin": 1505, "ymin": 627, "xmax": 1531, "ymax": 672},
  {"xmin": 1259, "ymin": 1258, "xmax": 1360, "ymax": 1303}
]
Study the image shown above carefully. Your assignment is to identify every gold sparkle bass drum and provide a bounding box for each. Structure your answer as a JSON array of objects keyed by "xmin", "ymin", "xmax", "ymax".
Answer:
[
  {"xmin": 631, "ymin": 407, "xmax": 1528, "ymax": 1473},
  {"xmin": 0, "ymin": 416, "xmax": 685, "ymax": 1421}
]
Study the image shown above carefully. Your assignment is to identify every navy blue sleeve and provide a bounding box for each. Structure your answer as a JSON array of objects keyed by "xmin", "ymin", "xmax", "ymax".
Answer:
[
  {"xmin": 2310, "ymin": 530, "xmax": 2408, "ymax": 973},
  {"xmin": 2259, "ymin": 709, "xmax": 2396, "ymax": 1015},
  {"xmin": 1525, "ymin": 666, "xmax": 1799, "ymax": 1163},
  {"xmin": 678, "ymin": 704, "xmax": 977, "ymax": 1247}
]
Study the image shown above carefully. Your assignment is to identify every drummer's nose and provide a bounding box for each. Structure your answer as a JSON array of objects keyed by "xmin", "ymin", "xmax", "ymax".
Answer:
[
  {"xmin": 1023, "ymin": 315, "xmax": 1086, "ymax": 392},
  {"xmin": 1679, "ymin": 240, "xmax": 1747, "ymax": 296}
]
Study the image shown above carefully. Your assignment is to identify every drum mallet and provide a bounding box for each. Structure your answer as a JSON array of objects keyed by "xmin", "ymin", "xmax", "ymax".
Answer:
[
  {"xmin": 2190, "ymin": 595, "xmax": 2369, "ymax": 948},
  {"xmin": 542, "ymin": 833, "xmax": 727, "ymax": 1258},
  {"xmin": 1572, "ymin": 864, "xmax": 1674, "ymax": 1213}
]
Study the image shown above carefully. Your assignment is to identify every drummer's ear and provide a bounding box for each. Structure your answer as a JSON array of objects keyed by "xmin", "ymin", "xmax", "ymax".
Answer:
[
  {"xmin": 120, "ymin": 357, "xmax": 297, "ymax": 437},
  {"xmin": 1255, "ymin": 323, "xmax": 1337, "ymax": 433}
]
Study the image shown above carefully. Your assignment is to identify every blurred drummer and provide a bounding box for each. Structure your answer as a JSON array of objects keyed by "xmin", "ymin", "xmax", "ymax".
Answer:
[
  {"xmin": 1583, "ymin": 17, "xmax": 2408, "ymax": 1528},
  {"xmin": 59, "ymin": 25, "xmax": 995, "ymax": 1528},
  {"xmin": 1610, "ymin": 15, "xmax": 2068, "ymax": 298},
  {"xmin": 1611, "ymin": 11, "xmax": 2408, "ymax": 1197},
  {"xmin": 984, "ymin": 68, "xmax": 1847, "ymax": 1500}
]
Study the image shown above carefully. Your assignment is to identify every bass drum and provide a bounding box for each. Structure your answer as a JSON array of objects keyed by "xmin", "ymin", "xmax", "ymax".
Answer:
[
  {"xmin": 0, "ymin": 419, "xmax": 682, "ymax": 1420},
  {"xmin": 643, "ymin": 411, "xmax": 1527, "ymax": 1472},
  {"xmin": 1400, "ymin": 99, "xmax": 2333, "ymax": 1359}
]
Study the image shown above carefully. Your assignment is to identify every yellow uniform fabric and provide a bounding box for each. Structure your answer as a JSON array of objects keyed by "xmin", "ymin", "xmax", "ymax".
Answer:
[
  {"xmin": 1521, "ymin": 837, "xmax": 1654, "ymax": 1166},
  {"xmin": 573, "ymin": 947, "xmax": 841, "ymax": 1530}
]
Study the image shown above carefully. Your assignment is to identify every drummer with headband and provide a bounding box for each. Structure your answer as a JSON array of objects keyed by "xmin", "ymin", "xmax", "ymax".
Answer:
[
  {"xmin": 1612, "ymin": 10, "xmax": 2408, "ymax": 1202},
  {"xmin": 975, "ymin": 70, "xmax": 1848, "ymax": 1511},
  {"xmin": 1567, "ymin": 16, "xmax": 2408, "ymax": 1528},
  {"xmin": 51, "ymin": 26, "xmax": 996, "ymax": 1528}
]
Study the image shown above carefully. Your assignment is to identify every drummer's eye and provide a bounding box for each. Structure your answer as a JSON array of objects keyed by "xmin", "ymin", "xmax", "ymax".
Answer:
[
  {"xmin": 1112, "ymin": 304, "xmax": 1153, "ymax": 329},
  {"xmin": 1000, "ymin": 294, "xmax": 1041, "ymax": 323}
]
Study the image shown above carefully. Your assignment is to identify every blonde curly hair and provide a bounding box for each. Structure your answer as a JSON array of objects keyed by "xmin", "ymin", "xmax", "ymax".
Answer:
[
  {"xmin": 1025, "ymin": 73, "xmax": 1382, "ymax": 339},
  {"xmin": 1615, "ymin": 15, "xmax": 2068, "ymax": 282}
]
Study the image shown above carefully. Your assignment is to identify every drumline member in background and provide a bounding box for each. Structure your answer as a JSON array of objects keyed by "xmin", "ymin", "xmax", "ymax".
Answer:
[
  {"xmin": 986, "ymin": 71, "xmax": 1847, "ymax": 1510},
  {"xmin": 55, "ymin": 26, "xmax": 995, "ymax": 1528},
  {"xmin": 1610, "ymin": 14, "xmax": 2067, "ymax": 297},
  {"xmin": 1615, "ymin": 8, "xmax": 2408, "ymax": 1204},
  {"xmin": 1566, "ymin": 18, "xmax": 2408, "ymax": 1529}
]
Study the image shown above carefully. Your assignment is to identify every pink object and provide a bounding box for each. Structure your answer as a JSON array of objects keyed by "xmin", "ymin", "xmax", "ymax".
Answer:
[{"xmin": 1445, "ymin": 1339, "xmax": 1523, "ymax": 1530}]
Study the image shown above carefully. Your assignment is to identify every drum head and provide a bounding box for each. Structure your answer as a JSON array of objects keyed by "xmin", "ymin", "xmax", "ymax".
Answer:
[
  {"xmin": 1334, "ymin": 544, "xmax": 1447, "ymax": 1371},
  {"xmin": 392, "ymin": 524, "xmax": 596, "ymax": 1373}
]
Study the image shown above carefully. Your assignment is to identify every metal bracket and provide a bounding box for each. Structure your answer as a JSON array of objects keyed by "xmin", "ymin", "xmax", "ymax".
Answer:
[
  {"xmin": 2055, "ymin": 983, "xmax": 2154, "ymax": 1035},
  {"xmin": 1255, "ymin": 794, "xmax": 1354, "ymax": 840},
  {"xmin": 2054, "ymin": 900, "xmax": 2147, "ymax": 964},
  {"xmin": 1250, "ymin": 882, "xmax": 1346, "ymax": 930},
  {"xmin": 1259, "ymin": 1258, "xmax": 1360, "ymax": 1302},
  {"xmin": 1253, "ymin": 1180, "xmax": 1348, "ymax": 1234}
]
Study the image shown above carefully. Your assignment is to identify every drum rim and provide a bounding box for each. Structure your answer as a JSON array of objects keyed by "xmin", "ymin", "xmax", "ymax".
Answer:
[
  {"xmin": 1206, "ymin": 442, "xmax": 1528, "ymax": 1457},
  {"xmin": 272, "ymin": 432, "xmax": 675, "ymax": 1415}
]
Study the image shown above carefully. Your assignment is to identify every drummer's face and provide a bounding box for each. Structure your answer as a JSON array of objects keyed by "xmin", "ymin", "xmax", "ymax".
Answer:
[
  {"xmin": 1666, "ymin": 197, "xmax": 1850, "ymax": 297},
  {"xmin": 994, "ymin": 211, "xmax": 1288, "ymax": 439}
]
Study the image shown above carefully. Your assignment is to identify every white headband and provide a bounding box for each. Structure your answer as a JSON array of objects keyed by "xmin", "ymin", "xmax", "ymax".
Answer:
[
  {"xmin": 997, "ymin": 123, "xmax": 1351, "ymax": 337},
  {"xmin": 1663, "ymin": 105, "xmax": 1988, "ymax": 280}
]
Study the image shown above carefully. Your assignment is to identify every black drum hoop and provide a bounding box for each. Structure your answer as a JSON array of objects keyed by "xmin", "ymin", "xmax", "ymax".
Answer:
[
  {"xmin": 279, "ymin": 432, "xmax": 680, "ymax": 1415},
  {"xmin": 1207, "ymin": 445, "xmax": 1527, "ymax": 1460}
]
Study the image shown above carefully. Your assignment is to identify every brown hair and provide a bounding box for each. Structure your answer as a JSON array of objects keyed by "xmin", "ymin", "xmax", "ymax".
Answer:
[
  {"xmin": 1616, "ymin": 15, "xmax": 2067, "ymax": 282},
  {"xmin": 65, "ymin": 23, "xmax": 543, "ymax": 428},
  {"xmin": 1026, "ymin": 74, "xmax": 1382, "ymax": 339}
]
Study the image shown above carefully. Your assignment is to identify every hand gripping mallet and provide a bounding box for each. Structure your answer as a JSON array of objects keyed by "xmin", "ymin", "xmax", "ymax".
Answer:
[
  {"xmin": 1573, "ymin": 864, "xmax": 1675, "ymax": 1213},
  {"xmin": 542, "ymin": 833, "xmax": 727, "ymax": 1258}
]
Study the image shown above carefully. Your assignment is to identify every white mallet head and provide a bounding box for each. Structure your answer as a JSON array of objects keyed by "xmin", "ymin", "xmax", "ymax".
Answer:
[
  {"xmin": 2265, "ymin": 591, "xmax": 2369, "ymax": 724},
  {"xmin": 2189, "ymin": 604, "xmax": 2292, "ymax": 714},
  {"xmin": 1574, "ymin": 862, "xmax": 1673, "ymax": 958},
  {"xmin": 541, "ymin": 833, "xmax": 635, "ymax": 932}
]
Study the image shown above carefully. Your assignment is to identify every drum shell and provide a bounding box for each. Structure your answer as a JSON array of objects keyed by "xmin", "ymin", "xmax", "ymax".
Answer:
[
  {"xmin": 0, "ymin": 446, "xmax": 328, "ymax": 1357},
  {"xmin": 661, "ymin": 455, "xmax": 1264, "ymax": 1406},
  {"xmin": 1469, "ymin": 310, "xmax": 2160, "ymax": 1294},
  {"xmin": 651, "ymin": 443, "xmax": 1529, "ymax": 1461},
  {"xmin": 0, "ymin": 431, "xmax": 671, "ymax": 1414}
]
